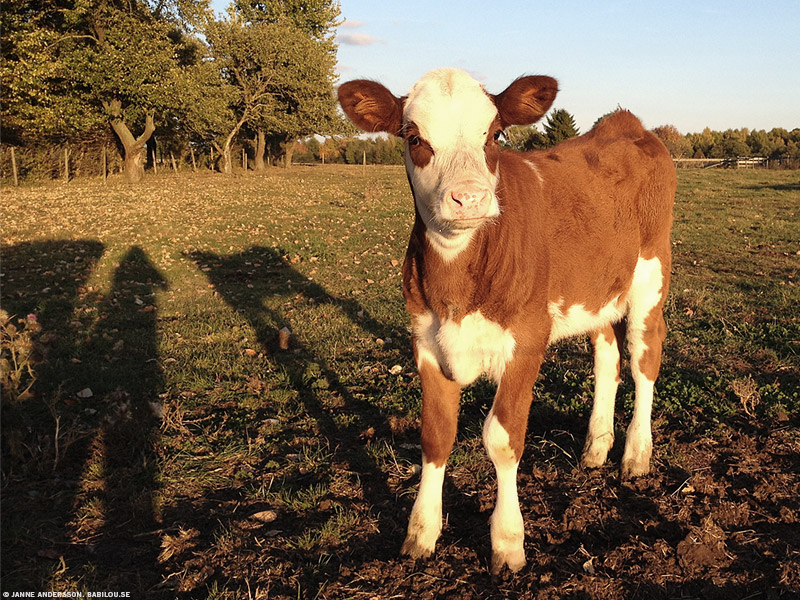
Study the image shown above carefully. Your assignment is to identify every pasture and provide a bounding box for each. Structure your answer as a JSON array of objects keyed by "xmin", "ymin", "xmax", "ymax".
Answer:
[{"xmin": 2, "ymin": 166, "xmax": 799, "ymax": 599}]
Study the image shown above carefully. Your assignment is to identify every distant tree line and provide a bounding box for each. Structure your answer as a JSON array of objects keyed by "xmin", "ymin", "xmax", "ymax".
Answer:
[
  {"xmin": 651, "ymin": 125, "xmax": 800, "ymax": 160},
  {"xmin": 502, "ymin": 108, "xmax": 800, "ymax": 162},
  {"xmin": 293, "ymin": 136, "xmax": 404, "ymax": 165},
  {"xmin": 1, "ymin": 0, "xmax": 348, "ymax": 183}
]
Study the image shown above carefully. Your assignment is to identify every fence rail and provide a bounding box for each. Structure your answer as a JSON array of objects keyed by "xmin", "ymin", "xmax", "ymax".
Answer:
[{"xmin": 674, "ymin": 156, "xmax": 799, "ymax": 169}]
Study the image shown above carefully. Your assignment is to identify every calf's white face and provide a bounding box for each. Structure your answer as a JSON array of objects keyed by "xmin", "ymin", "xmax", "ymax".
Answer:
[
  {"xmin": 338, "ymin": 68, "xmax": 558, "ymax": 259},
  {"xmin": 403, "ymin": 70, "xmax": 501, "ymax": 245}
]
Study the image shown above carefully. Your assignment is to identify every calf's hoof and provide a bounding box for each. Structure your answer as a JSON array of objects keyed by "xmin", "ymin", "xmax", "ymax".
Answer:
[
  {"xmin": 401, "ymin": 533, "xmax": 436, "ymax": 560},
  {"xmin": 621, "ymin": 452, "xmax": 651, "ymax": 480},
  {"xmin": 491, "ymin": 546, "xmax": 526, "ymax": 574},
  {"xmin": 581, "ymin": 431, "xmax": 614, "ymax": 469}
]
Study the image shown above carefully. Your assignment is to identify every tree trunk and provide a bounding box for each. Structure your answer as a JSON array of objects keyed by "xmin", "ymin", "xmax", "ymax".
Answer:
[
  {"xmin": 254, "ymin": 129, "xmax": 267, "ymax": 171},
  {"xmin": 107, "ymin": 102, "xmax": 155, "ymax": 183},
  {"xmin": 219, "ymin": 114, "xmax": 248, "ymax": 175},
  {"xmin": 282, "ymin": 139, "xmax": 296, "ymax": 169},
  {"xmin": 221, "ymin": 141, "xmax": 233, "ymax": 175}
]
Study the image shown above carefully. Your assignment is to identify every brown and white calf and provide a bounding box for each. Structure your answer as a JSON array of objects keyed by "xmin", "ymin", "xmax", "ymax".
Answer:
[{"xmin": 338, "ymin": 68, "xmax": 675, "ymax": 573}]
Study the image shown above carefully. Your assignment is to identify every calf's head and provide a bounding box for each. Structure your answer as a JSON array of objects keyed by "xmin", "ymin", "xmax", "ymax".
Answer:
[{"xmin": 338, "ymin": 68, "xmax": 557, "ymax": 255}]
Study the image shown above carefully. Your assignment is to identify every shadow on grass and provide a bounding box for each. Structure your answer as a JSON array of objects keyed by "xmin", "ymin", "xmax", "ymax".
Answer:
[
  {"xmin": 743, "ymin": 182, "xmax": 800, "ymax": 191},
  {"xmin": 187, "ymin": 246, "xmax": 415, "ymax": 592},
  {"xmin": 2, "ymin": 242, "xmax": 168, "ymax": 595}
]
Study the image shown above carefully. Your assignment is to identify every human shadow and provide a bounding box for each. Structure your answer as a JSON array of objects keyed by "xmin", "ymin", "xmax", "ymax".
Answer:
[
  {"xmin": 1, "ymin": 243, "xmax": 167, "ymax": 594},
  {"xmin": 188, "ymin": 246, "xmax": 412, "ymax": 590},
  {"xmin": 74, "ymin": 246, "xmax": 167, "ymax": 592},
  {"xmin": 2, "ymin": 240, "xmax": 105, "ymax": 588}
]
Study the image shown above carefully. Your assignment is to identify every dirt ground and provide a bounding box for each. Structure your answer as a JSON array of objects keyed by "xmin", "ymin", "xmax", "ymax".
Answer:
[
  {"xmin": 3, "ymin": 397, "xmax": 799, "ymax": 599},
  {"xmin": 156, "ymin": 411, "xmax": 800, "ymax": 599}
]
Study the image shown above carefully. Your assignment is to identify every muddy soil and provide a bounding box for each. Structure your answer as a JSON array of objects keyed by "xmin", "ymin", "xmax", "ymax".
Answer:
[
  {"xmin": 3, "ymin": 407, "xmax": 798, "ymax": 599},
  {"xmin": 160, "ymin": 414, "xmax": 800, "ymax": 599}
]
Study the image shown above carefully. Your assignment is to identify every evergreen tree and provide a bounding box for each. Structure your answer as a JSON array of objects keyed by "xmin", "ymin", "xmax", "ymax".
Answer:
[{"xmin": 544, "ymin": 109, "xmax": 580, "ymax": 146}]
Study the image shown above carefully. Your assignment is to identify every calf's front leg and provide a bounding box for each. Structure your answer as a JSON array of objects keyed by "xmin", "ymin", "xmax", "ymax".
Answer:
[
  {"xmin": 483, "ymin": 351, "xmax": 543, "ymax": 573},
  {"xmin": 401, "ymin": 359, "xmax": 461, "ymax": 559}
]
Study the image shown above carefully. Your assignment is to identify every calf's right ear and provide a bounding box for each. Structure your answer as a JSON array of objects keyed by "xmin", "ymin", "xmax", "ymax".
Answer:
[{"xmin": 338, "ymin": 80, "xmax": 404, "ymax": 136}]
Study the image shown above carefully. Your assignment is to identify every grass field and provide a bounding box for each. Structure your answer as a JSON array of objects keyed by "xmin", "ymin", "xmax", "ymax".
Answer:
[{"xmin": 2, "ymin": 166, "xmax": 799, "ymax": 598}]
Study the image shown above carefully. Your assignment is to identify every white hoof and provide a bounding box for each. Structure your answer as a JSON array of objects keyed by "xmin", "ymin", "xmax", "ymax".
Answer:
[
  {"xmin": 401, "ymin": 509, "xmax": 441, "ymax": 559},
  {"xmin": 581, "ymin": 431, "xmax": 614, "ymax": 468}
]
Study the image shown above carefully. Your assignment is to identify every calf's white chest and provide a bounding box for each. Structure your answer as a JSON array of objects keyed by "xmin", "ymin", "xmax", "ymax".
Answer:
[{"xmin": 413, "ymin": 310, "xmax": 516, "ymax": 387}]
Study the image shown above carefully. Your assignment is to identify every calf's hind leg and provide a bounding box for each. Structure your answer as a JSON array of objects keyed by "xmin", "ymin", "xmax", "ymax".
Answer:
[
  {"xmin": 582, "ymin": 321, "xmax": 625, "ymax": 468},
  {"xmin": 621, "ymin": 255, "xmax": 669, "ymax": 479}
]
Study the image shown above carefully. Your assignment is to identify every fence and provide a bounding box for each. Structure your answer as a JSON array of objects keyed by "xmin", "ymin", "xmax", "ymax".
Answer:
[{"xmin": 674, "ymin": 156, "xmax": 800, "ymax": 169}]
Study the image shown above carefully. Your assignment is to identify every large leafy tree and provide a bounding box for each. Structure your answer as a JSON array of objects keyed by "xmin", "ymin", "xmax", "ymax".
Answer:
[
  {"xmin": 1, "ymin": 0, "xmax": 206, "ymax": 182},
  {"xmin": 206, "ymin": 0, "xmax": 342, "ymax": 170},
  {"xmin": 206, "ymin": 18, "xmax": 332, "ymax": 172},
  {"xmin": 652, "ymin": 124, "xmax": 693, "ymax": 158}
]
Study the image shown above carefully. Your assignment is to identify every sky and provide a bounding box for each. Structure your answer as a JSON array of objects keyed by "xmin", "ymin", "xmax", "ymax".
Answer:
[{"xmin": 332, "ymin": 0, "xmax": 800, "ymax": 134}]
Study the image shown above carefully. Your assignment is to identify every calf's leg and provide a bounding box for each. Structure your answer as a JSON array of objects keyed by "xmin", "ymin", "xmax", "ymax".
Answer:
[
  {"xmin": 621, "ymin": 255, "xmax": 669, "ymax": 478},
  {"xmin": 483, "ymin": 353, "xmax": 542, "ymax": 573},
  {"xmin": 582, "ymin": 321, "xmax": 625, "ymax": 468},
  {"xmin": 402, "ymin": 360, "xmax": 461, "ymax": 558}
]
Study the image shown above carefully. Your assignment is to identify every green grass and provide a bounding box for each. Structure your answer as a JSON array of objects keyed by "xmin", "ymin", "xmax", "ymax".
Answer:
[{"xmin": 2, "ymin": 165, "xmax": 798, "ymax": 596}]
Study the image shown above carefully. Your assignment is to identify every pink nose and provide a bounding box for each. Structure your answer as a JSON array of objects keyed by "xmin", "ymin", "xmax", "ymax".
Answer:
[{"xmin": 444, "ymin": 183, "xmax": 492, "ymax": 220}]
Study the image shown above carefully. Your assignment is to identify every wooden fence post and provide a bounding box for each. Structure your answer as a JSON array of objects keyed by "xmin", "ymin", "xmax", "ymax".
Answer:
[
  {"xmin": 63, "ymin": 147, "xmax": 70, "ymax": 182},
  {"xmin": 102, "ymin": 146, "xmax": 107, "ymax": 184},
  {"xmin": 11, "ymin": 147, "xmax": 19, "ymax": 186},
  {"xmin": 190, "ymin": 146, "xmax": 197, "ymax": 172},
  {"xmin": 171, "ymin": 152, "xmax": 178, "ymax": 173},
  {"xmin": 242, "ymin": 147, "xmax": 247, "ymax": 171}
]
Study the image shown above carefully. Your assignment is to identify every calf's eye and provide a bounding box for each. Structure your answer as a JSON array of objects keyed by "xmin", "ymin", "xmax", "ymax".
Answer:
[
  {"xmin": 408, "ymin": 135, "xmax": 421, "ymax": 146},
  {"xmin": 493, "ymin": 130, "xmax": 504, "ymax": 142}
]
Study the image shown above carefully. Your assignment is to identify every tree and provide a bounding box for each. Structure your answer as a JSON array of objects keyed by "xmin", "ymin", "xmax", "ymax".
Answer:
[
  {"xmin": 543, "ymin": 109, "xmax": 580, "ymax": 146},
  {"xmin": 651, "ymin": 124, "xmax": 692, "ymax": 158},
  {"xmin": 501, "ymin": 124, "xmax": 547, "ymax": 151},
  {"xmin": 0, "ymin": 0, "xmax": 208, "ymax": 182},
  {"xmin": 204, "ymin": 1, "xmax": 341, "ymax": 171},
  {"xmin": 222, "ymin": 0, "xmax": 342, "ymax": 169}
]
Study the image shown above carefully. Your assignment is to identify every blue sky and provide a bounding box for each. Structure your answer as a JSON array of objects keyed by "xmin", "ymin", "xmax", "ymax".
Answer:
[{"xmin": 333, "ymin": 0, "xmax": 800, "ymax": 134}]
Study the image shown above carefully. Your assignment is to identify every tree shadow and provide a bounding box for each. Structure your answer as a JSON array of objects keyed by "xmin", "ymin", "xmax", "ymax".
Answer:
[{"xmin": 1, "ymin": 242, "xmax": 168, "ymax": 594}]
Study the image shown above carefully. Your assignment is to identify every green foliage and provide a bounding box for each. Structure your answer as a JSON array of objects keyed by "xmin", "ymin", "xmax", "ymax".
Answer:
[
  {"xmin": 501, "ymin": 124, "xmax": 548, "ymax": 151},
  {"xmin": 683, "ymin": 126, "xmax": 800, "ymax": 159},
  {"xmin": 501, "ymin": 109, "xmax": 580, "ymax": 150},
  {"xmin": 652, "ymin": 124, "xmax": 693, "ymax": 158},
  {"xmin": 543, "ymin": 108, "xmax": 580, "ymax": 146},
  {"xmin": 202, "ymin": 1, "xmax": 341, "ymax": 170},
  {"xmin": 233, "ymin": 0, "xmax": 341, "ymax": 40}
]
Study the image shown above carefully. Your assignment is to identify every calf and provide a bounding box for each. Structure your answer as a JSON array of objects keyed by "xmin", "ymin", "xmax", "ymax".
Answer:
[{"xmin": 338, "ymin": 68, "xmax": 675, "ymax": 573}]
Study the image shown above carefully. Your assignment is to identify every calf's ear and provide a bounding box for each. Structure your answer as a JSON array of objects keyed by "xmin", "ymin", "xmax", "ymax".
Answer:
[
  {"xmin": 494, "ymin": 76, "xmax": 558, "ymax": 127},
  {"xmin": 338, "ymin": 80, "xmax": 404, "ymax": 136}
]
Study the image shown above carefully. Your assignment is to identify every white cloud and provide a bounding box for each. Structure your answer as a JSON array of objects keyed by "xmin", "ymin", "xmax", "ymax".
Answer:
[
  {"xmin": 338, "ymin": 32, "xmax": 384, "ymax": 46},
  {"xmin": 340, "ymin": 19, "xmax": 365, "ymax": 29}
]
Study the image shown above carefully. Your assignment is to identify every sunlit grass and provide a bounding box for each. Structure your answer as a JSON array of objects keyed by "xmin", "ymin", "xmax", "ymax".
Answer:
[{"xmin": 2, "ymin": 165, "xmax": 798, "ymax": 594}]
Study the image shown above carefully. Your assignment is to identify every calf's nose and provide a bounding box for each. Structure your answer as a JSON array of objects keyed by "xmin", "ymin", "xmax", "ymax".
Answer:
[{"xmin": 444, "ymin": 183, "xmax": 492, "ymax": 220}]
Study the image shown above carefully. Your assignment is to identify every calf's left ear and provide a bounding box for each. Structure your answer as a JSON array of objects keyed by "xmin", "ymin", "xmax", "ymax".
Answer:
[{"xmin": 494, "ymin": 76, "xmax": 558, "ymax": 127}]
